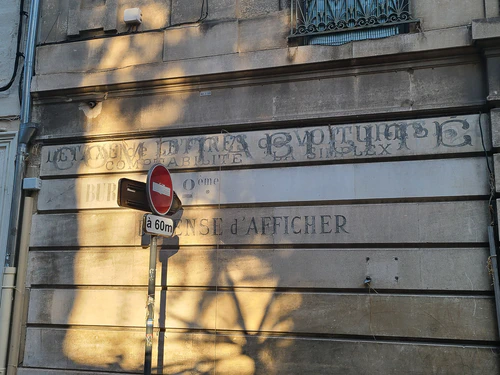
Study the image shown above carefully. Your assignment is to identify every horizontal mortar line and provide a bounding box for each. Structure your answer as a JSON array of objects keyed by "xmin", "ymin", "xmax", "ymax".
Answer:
[
  {"xmin": 27, "ymin": 243, "xmax": 491, "ymax": 251},
  {"xmin": 38, "ymin": 151, "xmax": 491, "ymax": 179},
  {"xmin": 161, "ymin": 287, "xmax": 496, "ymax": 297},
  {"xmin": 19, "ymin": 367, "xmax": 137, "ymax": 375},
  {"xmin": 165, "ymin": 243, "xmax": 491, "ymax": 250},
  {"xmin": 26, "ymin": 324, "xmax": 144, "ymax": 332},
  {"xmin": 24, "ymin": 324, "xmax": 499, "ymax": 348},
  {"xmin": 27, "ymin": 285, "xmax": 494, "ymax": 297},
  {"xmin": 34, "ymin": 196, "xmax": 491, "ymax": 215},
  {"xmin": 26, "ymin": 244, "xmax": 491, "ymax": 251},
  {"xmin": 203, "ymin": 330, "xmax": 500, "ymax": 348}
]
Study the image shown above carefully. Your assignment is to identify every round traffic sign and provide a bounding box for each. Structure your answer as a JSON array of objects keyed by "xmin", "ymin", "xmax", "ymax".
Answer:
[{"xmin": 146, "ymin": 164, "xmax": 173, "ymax": 216}]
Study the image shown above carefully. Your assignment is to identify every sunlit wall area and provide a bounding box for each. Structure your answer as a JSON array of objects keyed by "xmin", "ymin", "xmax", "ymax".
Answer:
[{"xmin": 19, "ymin": 0, "xmax": 500, "ymax": 374}]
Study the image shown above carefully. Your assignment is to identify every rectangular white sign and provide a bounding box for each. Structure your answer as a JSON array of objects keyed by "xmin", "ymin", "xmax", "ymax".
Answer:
[
  {"xmin": 143, "ymin": 214, "xmax": 174, "ymax": 238},
  {"xmin": 152, "ymin": 182, "xmax": 171, "ymax": 197}
]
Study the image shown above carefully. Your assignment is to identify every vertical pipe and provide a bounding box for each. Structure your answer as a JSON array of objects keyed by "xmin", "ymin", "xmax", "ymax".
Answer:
[
  {"xmin": 144, "ymin": 235, "xmax": 158, "ymax": 375},
  {"xmin": 0, "ymin": 268, "xmax": 16, "ymax": 375},
  {"xmin": 0, "ymin": 0, "xmax": 40, "ymax": 374},
  {"xmin": 488, "ymin": 226, "xmax": 500, "ymax": 338},
  {"xmin": 19, "ymin": 0, "xmax": 39, "ymax": 125},
  {"xmin": 6, "ymin": 196, "xmax": 34, "ymax": 375},
  {"xmin": 2, "ymin": 0, "xmax": 40, "ymax": 372},
  {"xmin": 4, "ymin": 0, "xmax": 40, "ymax": 271}
]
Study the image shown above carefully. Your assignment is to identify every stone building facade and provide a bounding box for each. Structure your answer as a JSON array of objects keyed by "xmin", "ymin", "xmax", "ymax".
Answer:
[{"xmin": 10, "ymin": 0, "xmax": 500, "ymax": 374}]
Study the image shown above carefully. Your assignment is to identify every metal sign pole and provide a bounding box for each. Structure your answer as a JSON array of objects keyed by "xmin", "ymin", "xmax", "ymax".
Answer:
[{"xmin": 144, "ymin": 234, "xmax": 157, "ymax": 375}]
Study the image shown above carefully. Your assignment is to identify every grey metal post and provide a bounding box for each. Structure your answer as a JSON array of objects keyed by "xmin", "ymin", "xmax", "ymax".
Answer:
[
  {"xmin": 2, "ymin": 0, "xmax": 40, "ymax": 301},
  {"xmin": 487, "ymin": 226, "xmax": 500, "ymax": 338},
  {"xmin": 144, "ymin": 235, "xmax": 157, "ymax": 375}
]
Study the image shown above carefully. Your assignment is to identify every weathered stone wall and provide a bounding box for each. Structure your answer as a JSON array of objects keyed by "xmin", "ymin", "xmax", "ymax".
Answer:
[
  {"xmin": 21, "ymin": 1, "xmax": 500, "ymax": 374},
  {"xmin": 0, "ymin": 0, "xmax": 21, "ymax": 292},
  {"xmin": 0, "ymin": 0, "xmax": 21, "ymax": 127}
]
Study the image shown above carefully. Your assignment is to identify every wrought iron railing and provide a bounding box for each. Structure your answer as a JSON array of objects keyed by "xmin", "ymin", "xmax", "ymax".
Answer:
[{"xmin": 290, "ymin": 0, "xmax": 415, "ymax": 37}]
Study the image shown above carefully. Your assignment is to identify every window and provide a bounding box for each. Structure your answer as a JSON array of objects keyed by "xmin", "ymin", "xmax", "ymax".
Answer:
[{"xmin": 290, "ymin": 0, "xmax": 417, "ymax": 46}]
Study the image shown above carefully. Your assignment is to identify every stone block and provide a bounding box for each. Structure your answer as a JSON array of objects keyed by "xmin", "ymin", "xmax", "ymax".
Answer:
[
  {"xmin": 23, "ymin": 328, "xmax": 500, "ymax": 373},
  {"xmin": 39, "ymin": 0, "xmax": 70, "ymax": 44},
  {"xmin": 0, "ymin": 0, "xmax": 19, "ymax": 86},
  {"xmin": 27, "ymin": 247, "xmax": 492, "ymax": 291},
  {"xmin": 472, "ymin": 17, "xmax": 500, "ymax": 41},
  {"xmin": 492, "ymin": 109, "xmax": 500, "ymax": 147},
  {"xmin": 37, "ymin": 158, "xmax": 488, "ymax": 211},
  {"xmin": 0, "ymin": 94, "xmax": 20, "ymax": 119},
  {"xmin": 36, "ymin": 32, "xmax": 164, "ymax": 74},
  {"xmin": 237, "ymin": 0, "xmax": 281, "ymax": 19},
  {"xmin": 164, "ymin": 20, "xmax": 238, "ymax": 61},
  {"xmin": 415, "ymin": 0, "xmax": 483, "ymax": 31},
  {"xmin": 493, "ymin": 155, "xmax": 500, "ymax": 192},
  {"xmin": 40, "ymin": 0, "xmax": 170, "ymax": 42},
  {"xmin": 171, "ymin": 0, "xmax": 203, "ymax": 25},
  {"xmin": 30, "ymin": 201, "xmax": 489, "ymax": 247},
  {"xmin": 28, "ymin": 288, "xmax": 497, "ymax": 340},
  {"xmin": 238, "ymin": 12, "xmax": 289, "ymax": 52},
  {"xmin": 273, "ymin": 69, "xmax": 409, "ymax": 118},
  {"xmin": 485, "ymin": 0, "xmax": 500, "ymax": 18},
  {"xmin": 351, "ymin": 26, "xmax": 472, "ymax": 58},
  {"xmin": 411, "ymin": 62, "xmax": 484, "ymax": 109},
  {"xmin": 205, "ymin": 0, "xmax": 237, "ymax": 21},
  {"xmin": 67, "ymin": 0, "xmax": 118, "ymax": 36},
  {"xmin": 171, "ymin": 0, "xmax": 236, "ymax": 24},
  {"xmin": 485, "ymin": 50, "xmax": 500, "ymax": 101}
]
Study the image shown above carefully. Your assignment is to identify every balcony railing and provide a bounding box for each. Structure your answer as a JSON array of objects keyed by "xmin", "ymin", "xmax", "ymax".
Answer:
[{"xmin": 290, "ymin": 0, "xmax": 415, "ymax": 37}]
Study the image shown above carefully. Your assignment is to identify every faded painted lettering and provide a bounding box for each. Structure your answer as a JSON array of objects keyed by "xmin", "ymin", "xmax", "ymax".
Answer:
[{"xmin": 41, "ymin": 115, "xmax": 485, "ymax": 176}]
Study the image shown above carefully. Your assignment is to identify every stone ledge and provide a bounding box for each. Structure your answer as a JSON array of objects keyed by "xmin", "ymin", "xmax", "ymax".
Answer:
[
  {"xmin": 33, "ymin": 26, "xmax": 473, "ymax": 93},
  {"xmin": 472, "ymin": 17, "xmax": 500, "ymax": 41}
]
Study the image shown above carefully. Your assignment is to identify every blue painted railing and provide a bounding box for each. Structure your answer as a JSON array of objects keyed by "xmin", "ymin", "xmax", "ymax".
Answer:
[{"xmin": 290, "ymin": 0, "xmax": 415, "ymax": 42}]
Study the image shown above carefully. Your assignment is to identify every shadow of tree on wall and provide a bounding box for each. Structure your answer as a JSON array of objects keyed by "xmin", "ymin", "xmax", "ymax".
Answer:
[
  {"xmin": 29, "ymin": 1, "xmax": 300, "ymax": 374},
  {"xmin": 156, "ymin": 243, "xmax": 303, "ymax": 374},
  {"xmin": 27, "ymin": 0, "xmax": 500, "ymax": 371}
]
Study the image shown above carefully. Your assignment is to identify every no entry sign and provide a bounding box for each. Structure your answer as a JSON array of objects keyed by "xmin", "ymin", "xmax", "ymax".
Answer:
[{"xmin": 146, "ymin": 164, "xmax": 173, "ymax": 216}]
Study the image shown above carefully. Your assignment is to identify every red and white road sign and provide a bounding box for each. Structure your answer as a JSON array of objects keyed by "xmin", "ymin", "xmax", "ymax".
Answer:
[{"xmin": 146, "ymin": 164, "xmax": 173, "ymax": 216}]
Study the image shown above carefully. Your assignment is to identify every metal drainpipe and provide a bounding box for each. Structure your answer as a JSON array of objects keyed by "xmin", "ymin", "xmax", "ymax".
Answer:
[
  {"xmin": 5, "ymin": 197, "xmax": 33, "ymax": 375},
  {"xmin": 4, "ymin": 0, "xmax": 40, "ymax": 271},
  {"xmin": 0, "ymin": 0, "xmax": 40, "ymax": 373},
  {"xmin": 0, "ymin": 268, "xmax": 16, "ymax": 375}
]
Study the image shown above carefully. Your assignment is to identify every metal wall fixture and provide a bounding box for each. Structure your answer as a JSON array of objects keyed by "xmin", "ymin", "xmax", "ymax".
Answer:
[{"xmin": 290, "ymin": 0, "xmax": 416, "ymax": 38}]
